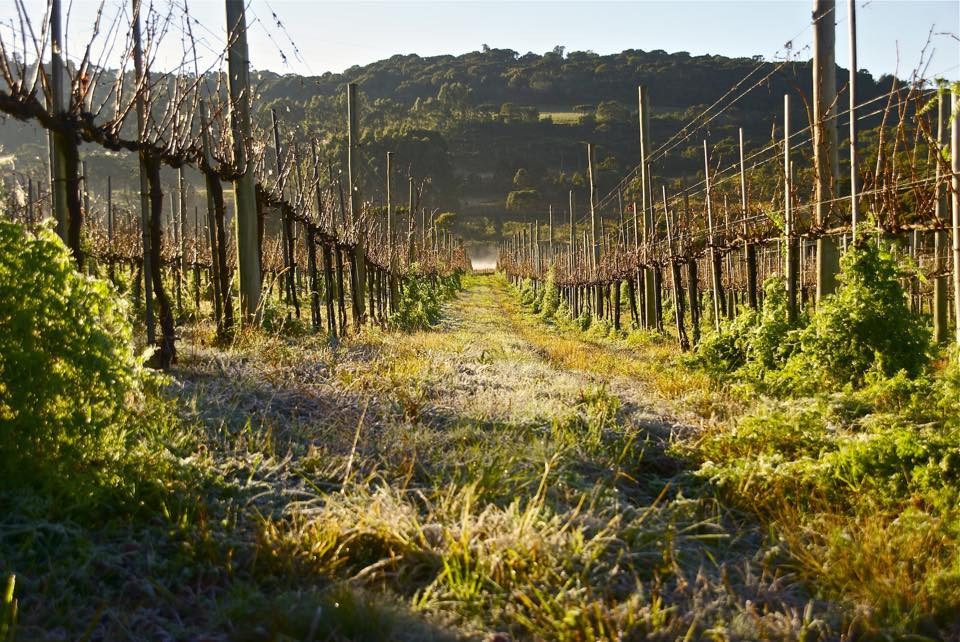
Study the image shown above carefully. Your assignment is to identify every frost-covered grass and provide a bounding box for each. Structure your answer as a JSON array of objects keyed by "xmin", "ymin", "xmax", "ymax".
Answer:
[
  {"xmin": 509, "ymin": 246, "xmax": 960, "ymax": 639},
  {"xmin": 5, "ymin": 271, "xmax": 833, "ymax": 640}
]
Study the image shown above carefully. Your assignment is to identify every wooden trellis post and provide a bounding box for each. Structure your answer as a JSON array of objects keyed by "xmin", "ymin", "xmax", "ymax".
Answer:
[
  {"xmin": 271, "ymin": 109, "xmax": 296, "ymax": 315},
  {"xmin": 177, "ymin": 167, "xmax": 187, "ymax": 315},
  {"xmin": 785, "ymin": 94, "xmax": 799, "ymax": 324},
  {"xmin": 703, "ymin": 140, "xmax": 723, "ymax": 330},
  {"xmin": 346, "ymin": 82, "xmax": 367, "ymax": 327},
  {"xmin": 639, "ymin": 86, "xmax": 656, "ymax": 329},
  {"xmin": 548, "ymin": 204, "xmax": 554, "ymax": 265},
  {"xmin": 387, "ymin": 152, "xmax": 400, "ymax": 312},
  {"xmin": 587, "ymin": 143, "xmax": 600, "ymax": 273},
  {"xmin": 225, "ymin": 0, "xmax": 262, "ymax": 321},
  {"xmin": 813, "ymin": 0, "xmax": 840, "ymax": 300},
  {"xmin": 664, "ymin": 186, "xmax": 689, "ymax": 350},
  {"xmin": 132, "ymin": 0, "xmax": 155, "ymax": 346},
  {"xmin": 569, "ymin": 189, "xmax": 576, "ymax": 315},
  {"xmin": 200, "ymin": 100, "xmax": 232, "ymax": 334},
  {"xmin": 49, "ymin": 0, "xmax": 81, "ymax": 261},
  {"xmin": 847, "ymin": 0, "xmax": 860, "ymax": 241},
  {"xmin": 740, "ymin": 128, "xmax": 758, "ymax": 309},
  {"xmin": 952, "ymin": 91, "xmax": 960, "ymax": 345},
  {"xmin": 933, "ymin": 92, "xmax": 948, "ymax": 344}
]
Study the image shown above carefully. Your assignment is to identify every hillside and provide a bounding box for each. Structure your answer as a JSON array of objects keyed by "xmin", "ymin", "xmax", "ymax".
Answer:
[{"xmin": 0, "ymin": 46, "xmax": 894, "ymax": 240}]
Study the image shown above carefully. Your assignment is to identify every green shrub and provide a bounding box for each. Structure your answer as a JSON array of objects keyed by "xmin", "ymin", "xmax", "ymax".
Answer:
[
  {"xmin": 744, "ymin": 276, "xmax": 797, "ymax": 371},
  {"xmin": 539, "ymin": 268, "xmax": 561, "ymax": 319},
  {"xmin": 696, "ymin": 245, "xmax": 930, "ymax": 395},
  {"xmin": 389, "ymin": 273, "xmax": 461, "ymax": 331},
  {"xmin": 575, "ymin": 310, "xmax": 591, "ymax": 331},
  {"xmin": 1, "ymin": 574, "xmax": 14, "ymax": 642},
  {"xmin": 587, "ymin": 316, "xmax": 611, "ymax": 338},
  {"xmin": 786, "ymin": 243, "xmax": 930, "ymax": 389},
  {"xmin": 518, "ymin": 277, "xmax": 536, "ymax": 306},
  {"xmin": 699, "ymin": 398, "xmax": 832, "ymax": 464},
  {"xmin": 530, "ymin": 282, "xmax": 545, "ymax": 314},
  {"xmin": 936, "ymin": 349, "xmax": 960, "ymax": 427},
  {"xmin": 695, "ymin": 276, "xmax": 799, "ymax": 380},
  {"xmin": 0, "ymin": 222, "xmax": 145, "ymax": 489},
  {"xmin": 694, "ymin": 310, "xmax": 754, "ymax": 375},
  {"xmin": 259, "ymin": 290, "xmax": 309, "ymax": 336},
  {"xmin": 696, "ymin": 278, "xmax": 798, "ymax": 379},
  {"xmin": 824, "ymin": 422, "xmax": 960, "ymax": 508}
]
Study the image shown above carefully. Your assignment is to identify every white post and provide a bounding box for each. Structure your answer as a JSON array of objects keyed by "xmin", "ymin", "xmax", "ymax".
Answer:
[
  {"xmin": 848, "ymin": 0, "xmax": 859, "ymax": 241},
  {"xmin": 951, "ymin": 92, "xmax": 960, "ymax": 345}
]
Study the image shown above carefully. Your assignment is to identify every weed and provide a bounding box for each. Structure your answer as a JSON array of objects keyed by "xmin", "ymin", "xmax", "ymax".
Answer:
[
  {"xmin": 539, "ymin": 268, "xmax": 561, "ymax": 320},
  {"xmin": 389, "ymin": 273, "xmax": 462, "ymax": 331},
  {"xmin": 0, "ymin": 221, "xmax": 157, "ymax": 504},
  {"xmin": 0, "ymin": 575, "xmax": 15, "ymax": 642},
  {"xmin": 695, "ymin": 244, "xmax": 931, "ymax": 396}
]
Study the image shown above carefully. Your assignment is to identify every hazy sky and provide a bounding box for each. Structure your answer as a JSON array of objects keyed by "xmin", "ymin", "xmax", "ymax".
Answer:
[{"xmin": 3, "ymin": 1, "xmax": 957, "ymax": 80}]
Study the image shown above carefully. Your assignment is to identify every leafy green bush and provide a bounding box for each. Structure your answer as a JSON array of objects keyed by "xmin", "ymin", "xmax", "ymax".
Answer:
[
  {"xmin": 587, "ymin": 316, "xmax": 612, "ymax": 338},
  {"xmin": 696, "ymin": 244, "xmax": 930, "ymax": 395},
  {"xmin": 0, "ymin": 222, "xmax": 145, "ymax": 489},
  {"xmin": 539, "ymin": 268, "xmax": 561, "ymax": 319},
  {"xmin": 575, "ymin": 310, "xmax": 591, "ymax": 331},
  {"xmin": 518, "ymin": 277, "xmax": 536, "ymax": 306},
  {"xmin": 695, "ymin": 276, "xmax": 798, "ymax": 380},
  {"xmin": 784, "ymin": 243, "xmax": 930, "ymax": 389},
  {"xmin": 693, "ymin": 350, "xmax": 960, "ymax": 630},
  {"xmin": 936, "ymin": 349, "xmax": 960, "ymax": 427},
  {"xmin": 388, "ymin": 273, "xmax": 461, "ymax": 331},
  {"xmin": 0, "ymin": 575, "xmax": 14, "ymax": 642},
  {"xmin": 698, "ymin": 398, "xmax": 832, "ymax": 464},
  {"xmin": 693, "ymin": 310, "xmax": 754, "ymax": 375},
  {"xmin": 532, "ymin": 281, "xmax": 546, "ymax": 313},
  {"xmin": 258, "ymin": 289, "xmax": 309, "ymax": 336},
  {"xmin": 823, "ymin": 421, "xmax": 960, "ymax": 509}
]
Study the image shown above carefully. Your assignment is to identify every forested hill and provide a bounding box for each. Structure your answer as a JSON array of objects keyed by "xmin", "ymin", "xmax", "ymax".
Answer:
[
  {"xmin": 261, "ymin": 45, "xmax": 886, "ymax": 117},
  {"xmin": 2, "ymin": 46, "xmax": 894, "ymax": 240}
]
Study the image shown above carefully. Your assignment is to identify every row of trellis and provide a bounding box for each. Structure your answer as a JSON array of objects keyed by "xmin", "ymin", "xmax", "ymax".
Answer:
[
  {"xmin": 0, "ymin": 0, "xmax": 469, "ymax": 368},
  {"xmin": 499, "ymin": 0, "xmax": 959, "ymax": 351},
  {"xmin": 499, "ymin": 145, "xmax": 958, "ymax": 351}
]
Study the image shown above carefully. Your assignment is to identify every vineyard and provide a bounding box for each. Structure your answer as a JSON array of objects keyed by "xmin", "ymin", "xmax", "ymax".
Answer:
[{"xmin": 1, "ymin": 0, "xmax": 960, "ymax": 640}]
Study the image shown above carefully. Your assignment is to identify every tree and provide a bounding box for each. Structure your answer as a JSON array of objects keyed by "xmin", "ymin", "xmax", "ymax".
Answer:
[
  {"xmin": 435, "ymin": 211, "xmax": 457, "ymax": 228},
  {"xmin": 595, "ymin": 100, "xmax": 630, "ymax": 125},
  {"xmin": 506, "ymin": 188, "xmax": 541, "ymax": 213},
  {"xmin": 513, "ymin": 168, "xmax": 533, "ymax": 189},
  {"xmin": 437, "ymin": 82, "xmax": 471, "ymax": 117}
]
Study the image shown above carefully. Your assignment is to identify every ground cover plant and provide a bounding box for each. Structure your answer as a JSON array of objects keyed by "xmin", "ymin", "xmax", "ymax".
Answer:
[{"xmin": 509, "ymin": 242, "xmax": 960, "ymax": 639}]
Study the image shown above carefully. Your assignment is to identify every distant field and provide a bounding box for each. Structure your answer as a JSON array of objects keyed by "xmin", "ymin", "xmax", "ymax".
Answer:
[{"xmin": 539, "ymin": 110, "xmax": 583, "ymax": 125}]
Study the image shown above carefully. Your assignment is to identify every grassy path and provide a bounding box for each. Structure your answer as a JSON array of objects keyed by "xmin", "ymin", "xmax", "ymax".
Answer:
[
  {"xmin": 8, "ymin": 275, "xmax": 841, "ymax": 641},
  {"xmin": 202, "ymin": 274, "xmax": 835, "ymax": 640}
]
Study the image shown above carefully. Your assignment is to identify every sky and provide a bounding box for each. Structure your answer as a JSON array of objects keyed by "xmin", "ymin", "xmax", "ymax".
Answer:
[{"xmin": 2, "ymin": 0, "xmax": 957, "ymax": 80}]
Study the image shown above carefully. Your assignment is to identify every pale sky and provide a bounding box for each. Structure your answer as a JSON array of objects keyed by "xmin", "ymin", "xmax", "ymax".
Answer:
[{"xmin": 2, "ymin": 1, "xmax": 957, "ymax": 80}]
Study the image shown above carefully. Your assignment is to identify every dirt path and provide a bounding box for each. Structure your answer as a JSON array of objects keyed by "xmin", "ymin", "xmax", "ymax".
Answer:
[{"xmin": 363, "ymin": 276, "xmax": 683, "ymax": 448}]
